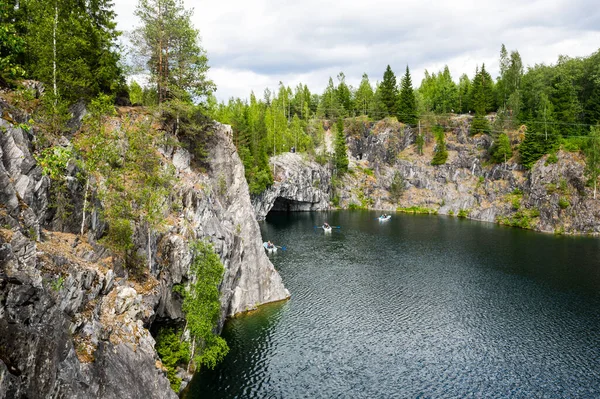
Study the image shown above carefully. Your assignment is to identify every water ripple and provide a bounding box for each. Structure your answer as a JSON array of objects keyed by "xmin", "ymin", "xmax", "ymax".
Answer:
[{"xmin": 187, "ymin": 212, "xmax": 600, "ymax": 399}]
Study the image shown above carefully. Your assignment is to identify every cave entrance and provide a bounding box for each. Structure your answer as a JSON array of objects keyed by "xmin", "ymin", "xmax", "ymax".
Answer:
[{"xmin": 268, "ymin": 196, "xmax": 314, "ymax": 216}]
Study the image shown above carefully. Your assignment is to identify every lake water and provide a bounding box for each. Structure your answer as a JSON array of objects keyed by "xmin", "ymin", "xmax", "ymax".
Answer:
[{"xmin": 186, "ymin": 211, "xmax": 600, "ymax": 398}]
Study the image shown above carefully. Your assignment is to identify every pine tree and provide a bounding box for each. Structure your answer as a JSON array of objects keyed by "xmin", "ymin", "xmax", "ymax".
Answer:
[
  {"xmin": 133, "ymin": 0, "xmax": 214, "ymax": 103},
  {"xmin": 398, "ymin": 66, "xmax": 417, "ymax": 125},
  {"xmin": 380, "ymin": 65, "xmax": 398, "ymax": 117}
]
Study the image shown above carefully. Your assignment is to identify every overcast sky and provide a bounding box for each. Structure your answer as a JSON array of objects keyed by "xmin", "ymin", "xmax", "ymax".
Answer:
[{"xmin": 114, "ymin": 0, "xmax": 600, "ymax": 102}]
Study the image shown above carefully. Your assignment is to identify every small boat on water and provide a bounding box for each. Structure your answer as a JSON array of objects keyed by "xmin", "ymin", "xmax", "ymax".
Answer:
[
  {"xmin": 263, "ymin": 242, "xmax": 277, "ymax": 253},
  {"xmin": 322, "ymin": 225, "xmax": 332, "ymax": 233},
  {"xmin": 378, "ymin": 215, "xmax": 391, "ymax": 222}
]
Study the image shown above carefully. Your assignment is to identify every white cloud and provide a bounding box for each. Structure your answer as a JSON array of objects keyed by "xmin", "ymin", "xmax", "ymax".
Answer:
[{"xmin": 114, "ymin": 0, "xmax": 600, "ymax": 101}]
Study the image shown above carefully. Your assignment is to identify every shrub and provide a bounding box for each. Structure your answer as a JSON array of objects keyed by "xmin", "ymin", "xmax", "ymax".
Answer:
[
  {"xmin": 182, "ymin": 240, "xmax": 229, "ymax": 370},
  {"xmin": 155, "ymin": 327, "xmax": 190, "ymax": 392},
  {"xmin": 558, "ymin": 197, "xmax": 570, "ymax": 209}
]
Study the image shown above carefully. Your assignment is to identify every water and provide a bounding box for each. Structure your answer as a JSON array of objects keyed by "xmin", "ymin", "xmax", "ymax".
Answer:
[{"xmin": 186, "ymin": 211, "xmax": 600, "ymax": 398}]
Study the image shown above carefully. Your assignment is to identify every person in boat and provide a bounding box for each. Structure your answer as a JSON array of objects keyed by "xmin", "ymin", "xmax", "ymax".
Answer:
[
  {"xmin": 267, "ymin": 241, "xmax": 274, "ymax": 249},
  {"xmin": 323, "ymin": 222, "xmax": 330, "ymax": 229}
]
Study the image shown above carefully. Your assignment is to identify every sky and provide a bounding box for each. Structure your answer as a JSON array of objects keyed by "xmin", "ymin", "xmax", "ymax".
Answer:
[{"xmin": 114, "ymin": 0, "xmax": 600, "ymax": 102}]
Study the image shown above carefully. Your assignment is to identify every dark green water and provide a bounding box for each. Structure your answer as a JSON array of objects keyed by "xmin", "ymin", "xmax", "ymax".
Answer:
[{"xmin": 187, "ymin": 211, "xmax": 600, "ymax": 398}]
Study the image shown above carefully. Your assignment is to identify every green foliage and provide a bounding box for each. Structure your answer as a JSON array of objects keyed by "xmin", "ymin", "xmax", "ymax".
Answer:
[
  {"xmin": 0, "ymin": 0, "xmax": 25, "ymax": 80},
  {"xmin": 496, "ymin": 208, "xmax": 540, "ymax": 230},
  {"xmin": 183, "ymin": 240, "xmax": 229, "ymax": 369},
  {"xmin": 132, "ymin": 0, "xmax": 215, "ymax": 104},
  {"xmin": 355, "ymin": 73, "xmax": 374, "ymax": 116},
  {"xmin": 334, "ymin": 118, "xmax": 349, "ymax": 174},
  {"xmin": 35, "ymin": 145, "xmax": 72, "ymax": 180},
  {"xmin": 396, "ymin": 206, "xmax": 437, "ymax": 215},
  {"xmin": 431, "ymin": 126, "xmax": 448, "ymax": 165},
  {"xmin": 398, "ymin": 66, "xmax": 417, "ymax": 124},
  {"xmin": 155, "ymin": 327, "xmax": 190, "ymax": 392},
  {"xmin": 558, "ymin": 197, "xmax": 570, "ymax": 209},
  {"xmin": 128, "ymin": 81, "xmax": 143, "ymax": 105},
  {"xmin": 545, "ymin": 152, "xmax": 558, "ymax": 165},
  {"xmin": 74, "ymin": 107, "xmax": 173, "ymax": 262},
  {"xmin": 584, "ymin": 126, "xmax": 600, "ymax": 198},
  {"xmin": 380, "ymin": 65, "xmax": 398, "ymax": 116},
  {"xmin": 489, "ymin": 133, "xmax": 512, "ymax": 163},
  {"xmin": 457, "ymin": 209, "xmax": 469, "ymax": 218},
  {"xmin": 415, "ymin": 133, "xmax": 425, "ymax": 155},
  {"xmin": 50, "ymin": 275, "xmax": 64, "ymax": 292},
  {"xmin": 389, "ymin": 172, "xmax": 405, "ymax": 202},
  {"xmin": 21, "ymin": 0, "xmax": 123, "ymax": 101},
  {"xmin": 418, "ymin": 66, "xmax": 458, "ymax": 114}
]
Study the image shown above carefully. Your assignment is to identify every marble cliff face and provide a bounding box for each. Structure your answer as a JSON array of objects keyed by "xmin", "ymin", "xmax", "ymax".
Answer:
[{"xmin": 0, "ymin": 99, "xmax": 288, "ymax": 398}]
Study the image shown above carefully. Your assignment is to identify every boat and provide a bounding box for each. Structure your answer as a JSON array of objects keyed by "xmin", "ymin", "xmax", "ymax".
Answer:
[
  {"xmin": 322, "ymin": 225, "xmax": 332, "ymax": 233},
  {"xmin": 263, "ymin": 242, "xmax": 277, "ymax": 253},
  {"xmin": 378, "ymin": 215, "xmax": 391, "ymax": 222}
]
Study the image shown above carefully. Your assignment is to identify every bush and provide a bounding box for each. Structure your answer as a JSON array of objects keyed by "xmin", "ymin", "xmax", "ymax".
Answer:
[
  {"xmin": 558, "ymin": 197, "xmax": 570, "ymax": 209},
  {"xmin": 457, "ymin": 209, "xmax": 469, "ymax": 218},
  {"xmin": 182, "ymin": 241, "xmax": 229, "ymax": 370},
  {"xmin": 155, "ymin": 327, "xmax": 190, "ymax": 392}
]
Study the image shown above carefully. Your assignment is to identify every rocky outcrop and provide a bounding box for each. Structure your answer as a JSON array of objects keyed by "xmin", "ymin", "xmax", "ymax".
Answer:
[
  {"xmin": 0, "ymin": 98, "xmax": 289, "ymax": 398},
  {"xmin": 252, "ymin": 153, "xmax": 331, "ymax": 221},
  {"xmin": 255, "ymin": 115, "xmax": 600, "ymax": 235}
]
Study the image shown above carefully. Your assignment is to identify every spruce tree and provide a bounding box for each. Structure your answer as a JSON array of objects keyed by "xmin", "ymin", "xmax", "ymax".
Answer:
[
  {"xmin": 584, "ymin": 125, "xmax": 600, "ymax": 199},
  {"xmin": 334, "ymin": 118, "xmax": 349, "ymax": 174},
  {"xmin": 398, "ymin": 66, "xmax": 417, "ymax": 125},
  {"xmin": 431, "ymin": 126, "xmax": 448, "ymax": 165},
  {"xmin": 380, "ymin": 65, "xmax": 398, "ymax": 117},
  {"xmin": 489, "ymin": 133, "xmax": 512, "ymax": 164}
]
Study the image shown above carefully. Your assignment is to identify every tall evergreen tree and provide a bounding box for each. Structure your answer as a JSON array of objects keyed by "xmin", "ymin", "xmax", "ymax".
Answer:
[
  {"xmin": 380, "ymin": 65, "xmax": 398, "ymax": 117},
  {"xmin": 519, "ymin": 93, "xmax": 559, "ymax": 168},
  {"xmin": 334, "ymin": 118, "xmax": 349, "ymax": 174},
  {"xmin": 133, "ymin": 0, "xmax": 214, "ymax": 103},
  {"xmin": 398, "ymin": 66, "xmax": 417, "ymax": 124},
  {"xmin": 471, "ymin": 64, "xmax": 494, "ymax": 133},
  {"xmin": 584, "ymin": 125, "xmax": 600, "ymax": 199}
]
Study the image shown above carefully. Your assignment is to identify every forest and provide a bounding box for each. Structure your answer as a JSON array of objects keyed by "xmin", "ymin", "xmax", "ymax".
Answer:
[{"xmin": 1, "ymin": 0, "xmax": 600, "ymax": 195}]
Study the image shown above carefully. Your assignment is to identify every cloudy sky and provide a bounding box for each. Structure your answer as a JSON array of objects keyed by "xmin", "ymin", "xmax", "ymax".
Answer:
[{"xmin": 114, "ymin": 0, "xmax": 600, "ymax": 102}]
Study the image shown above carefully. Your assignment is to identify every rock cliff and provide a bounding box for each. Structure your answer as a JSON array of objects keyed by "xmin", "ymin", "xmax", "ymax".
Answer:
[
  {"xmin": 252, "ymin": 117, "xmax": 600, "ymax": 235},
  {"xmin": 252, "ymin": 153, "xmax": 331, "ymax": 221},
  {"xmin": 0, "ymin": 99, "xmax": 289, "ymax": 398}
]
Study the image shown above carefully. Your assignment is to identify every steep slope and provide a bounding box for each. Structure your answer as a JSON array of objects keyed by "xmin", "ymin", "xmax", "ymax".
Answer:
[{"xmin": 0, "ymin": 99, "xmax": 289, "ymax": 398}]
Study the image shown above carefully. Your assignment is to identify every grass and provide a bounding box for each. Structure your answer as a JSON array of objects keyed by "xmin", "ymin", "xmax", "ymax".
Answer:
[{"xmin": 396, "ymin": 206, "xmax": 438, "ymax": 215}]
